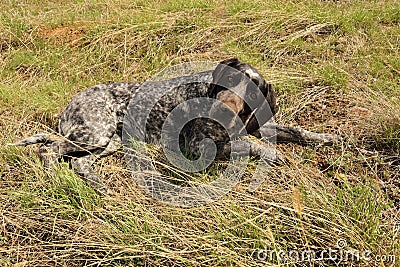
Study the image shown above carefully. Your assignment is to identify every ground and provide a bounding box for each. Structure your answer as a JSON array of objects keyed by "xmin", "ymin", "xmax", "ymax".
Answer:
[{"xmin": 0, "ymin": 0, "xmax": 399, "ymax": 266}]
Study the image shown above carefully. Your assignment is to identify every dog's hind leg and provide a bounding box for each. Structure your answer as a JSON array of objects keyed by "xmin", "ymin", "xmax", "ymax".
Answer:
[
  {"xmin": 38, "ymin": 139, "xmax": 78, "ymax": 168},
  {"xmin": 39, "ymin": 133, "xmax": 119, "ymax": 194},
  {"xmin": 38, "ymin": 139, "xmax": 107, "ymax": 194},
  {"xmin": 70, "ymin": 154, "xmax": 107, "ymax": 194},
  {"xmin": 97, "ymin": 133, "xmax": 122, "ymax": 158},
  {"xmin": 38, "ymin": 138, "xmax": 92, "ymax": 168},
  {"xmin": 38, "ymin": 143, "xmax": 61, "ymax": 168}
]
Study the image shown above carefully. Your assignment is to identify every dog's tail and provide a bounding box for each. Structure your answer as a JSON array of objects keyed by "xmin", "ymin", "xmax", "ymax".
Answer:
[{"xmin": 11, "ymin": 134, "xmax": 52, "ymax": 146}]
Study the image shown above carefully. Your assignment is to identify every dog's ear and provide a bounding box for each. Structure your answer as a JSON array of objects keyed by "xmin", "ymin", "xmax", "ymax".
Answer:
[
  {"xmin": 244, "ymin": 82, "xmax": 277, "ymax": 134},
  {"xmin": 265, "ymin": 83, "xmax": 277, "ymax": 115},
  {"xmin": 209, "ymin": 58, "xmax": 242, "ymax": 98},
  {"xmin": 218, "ymin": 58, "xmax": 240, "ymax": 67},
  {"xmin": 244, "ymin": 92, "xmax": 276, "ymax": 134},
  {"xmin": 213, "ymin": 58, "xmax": 241, "ymax": 80},
  {"xmin": 260, "ymin": 82, "xmax": 277, "ymax": 116}
]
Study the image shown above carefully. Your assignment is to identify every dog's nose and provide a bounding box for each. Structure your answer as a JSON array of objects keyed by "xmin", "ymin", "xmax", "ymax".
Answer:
[{"xmin": 222, "ymin": 101, "xmax": 240, "ymax": 114}]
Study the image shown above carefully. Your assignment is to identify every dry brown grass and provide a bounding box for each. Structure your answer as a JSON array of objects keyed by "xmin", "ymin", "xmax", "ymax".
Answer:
[{"xmin": 1, "ymin": 0, "xmax": 399, "ymax": 266}]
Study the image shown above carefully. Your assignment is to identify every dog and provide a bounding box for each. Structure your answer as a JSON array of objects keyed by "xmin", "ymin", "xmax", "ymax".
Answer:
[{"xmin": 13, "ymin": 58, "xmax": 339, "ymax": 193}]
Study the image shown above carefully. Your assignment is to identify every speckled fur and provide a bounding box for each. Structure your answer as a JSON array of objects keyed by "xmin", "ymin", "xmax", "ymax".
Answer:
[{"xmin": 14, "ymin": 58, "xmax": 339, "ymax": 193}]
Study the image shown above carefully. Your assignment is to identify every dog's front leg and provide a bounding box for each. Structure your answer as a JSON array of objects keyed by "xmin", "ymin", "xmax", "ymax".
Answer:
[
  {"xmin": 220, "ymin": 136, "xmax": 284, "ymax": 165},
  {"xmin": 218, "ymin": 136, "xmax": 284, "ymax": 192},
  {"xmin": 253, "ymin": 123, "xmax": 341, "ymax": 145}
]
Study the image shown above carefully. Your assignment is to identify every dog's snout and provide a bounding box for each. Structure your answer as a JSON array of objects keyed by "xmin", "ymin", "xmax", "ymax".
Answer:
[{"xmin": 215, "ymin": 90, "xmax": 244, "ymax": 115}]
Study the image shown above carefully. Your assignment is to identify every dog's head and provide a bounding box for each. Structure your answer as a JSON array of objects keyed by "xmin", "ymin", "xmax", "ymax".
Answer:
[{"xmin": 208, "ymin": 58, "xmax": 277, "ymax": 135}]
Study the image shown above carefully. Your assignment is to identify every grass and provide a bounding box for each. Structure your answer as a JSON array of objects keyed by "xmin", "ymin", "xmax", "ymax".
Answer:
[{"xmin": 1, "ymin": 0, "xmax": 399, "ymax": 266}]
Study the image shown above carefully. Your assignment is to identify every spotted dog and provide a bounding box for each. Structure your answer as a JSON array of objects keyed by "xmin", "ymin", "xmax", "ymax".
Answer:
[{"xmin": 14, "ymin": 58, "xmax": 339, "ymax": 193}]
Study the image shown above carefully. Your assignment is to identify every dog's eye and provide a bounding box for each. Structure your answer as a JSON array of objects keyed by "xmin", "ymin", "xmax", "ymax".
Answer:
[
  {"xmin": 250, "ymin": 92, "xmax": 257, "ymax": 100},
  {"xmin": 225, "ymin": 74, "xmax": 240, "ymax": 86}
]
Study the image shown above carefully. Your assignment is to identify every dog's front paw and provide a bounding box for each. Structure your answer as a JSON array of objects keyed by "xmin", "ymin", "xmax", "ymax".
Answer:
[
  {"xmin": 316, "ymin": 133, "xmax": 343, "ymax": 145},
  {"xmin": 257, "ymin": 145, "xmax": 286, "ymax": 165}
]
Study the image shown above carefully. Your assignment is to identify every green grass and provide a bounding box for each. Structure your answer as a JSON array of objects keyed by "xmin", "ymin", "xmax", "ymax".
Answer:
[{"xmin": 1, "ymin": 0, "xmax": 399, "ymax": 266}]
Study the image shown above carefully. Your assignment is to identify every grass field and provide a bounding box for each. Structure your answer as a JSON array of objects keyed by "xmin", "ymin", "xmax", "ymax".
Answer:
[{"xmin": 1, "ymin": 0, "xmax": 399, "ymax": 266}]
